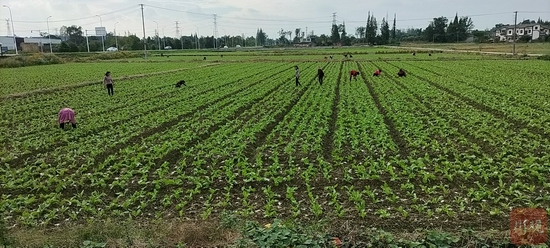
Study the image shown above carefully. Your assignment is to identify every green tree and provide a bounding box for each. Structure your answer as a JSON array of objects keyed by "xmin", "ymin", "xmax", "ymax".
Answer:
[
  {"xmin": 314, "ymin": 34, "xmax": 330, "ymax": 46},
  {"xmin": 256, "ymin": 28, "xmax": 267, "ymax": 46},
  {"xmin": 59, "ymin": 41, "xmax": 71, "ymax": 52},
  {"xmin": 426, "ymin": 16, "xmax": 448, "ymax": 42},
  {"xmin": 366, "ymin": 12, "xmax": 378, "ymax": 44},
  {"xmin": 391, "ymin": 14, "xmax": 397, "ymax": 43},
  {"xmin": 63, "ymin": 25, "xmax": 84, "ymax": 44},
  {"xmin": 471, "ymin": 29, "xmax": 489, "ymax": 43},
  {"xmin": 356, "ymin": 26, "xmax": 366, "ymax": 42},
  {"xmin": 458, "ymin": 16, "xmax": 474, "ymax": 41},
  {"xmin": 380, "ymin": 18, "xmax": 390, "ymax": 44},
  {"xmin": 330, "ymin": 24, "xmax": 340, "ymax": 44},
  {"xmin": 278, "ymin": 29, "xmax": 289, "ymax": 45},
  {"xmin": 340, "ymin": 22, "xmax": 350, "ymax": 46},
  {"xmin": 447, "ymin": 14, "xmax": 459, "ymax": 42}
]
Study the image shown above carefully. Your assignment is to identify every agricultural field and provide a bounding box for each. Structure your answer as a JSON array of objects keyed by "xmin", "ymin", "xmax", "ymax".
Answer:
[
  {"xmin": 1, "ymin": 49, "xmax": 549, "ymax": 244},
  {"xmin": 398, "ymin": 42, "xmax": 550, "ymax": 55}
]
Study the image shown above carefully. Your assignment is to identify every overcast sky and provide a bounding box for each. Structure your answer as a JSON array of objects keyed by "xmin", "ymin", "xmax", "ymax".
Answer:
[{"xmin": 1, "ymin": 0, "xmax": 549, "ymax": 39}]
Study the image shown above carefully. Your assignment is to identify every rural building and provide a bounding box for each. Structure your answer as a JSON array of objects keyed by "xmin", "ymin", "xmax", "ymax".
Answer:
[
  {"xmin": 22, "ymin": 37, "xmax": 62, "ymax": 52},
  {"xmin": 293, "ymin": 37, "xmax": 314, "ymax": 47},
  {"xmin": 0, "ymin": 36, "xmax": 24, "ymax": 50},
  {"xmin": 0, "ymin": 36, "xmax": 62, "ymax": 52},
  {"xmin": 494, "ymin": 24, "xmax": 550, "ymax": 41}
]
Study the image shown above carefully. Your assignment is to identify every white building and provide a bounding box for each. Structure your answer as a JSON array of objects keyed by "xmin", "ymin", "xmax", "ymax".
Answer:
[
  {"xmin": 0, "ymin": 36, "xmax": 62, "ymax": 51},
  {"xmin": 495, "ymin": 24, "xmax": 550, "ymax": 42},
  {"xmin": 0, "ymin": 36, "xmax": 18, "ymax": 50},
  {"xmin": 24, "ymin": 37, "xmax": 62, "ymax": 46}
]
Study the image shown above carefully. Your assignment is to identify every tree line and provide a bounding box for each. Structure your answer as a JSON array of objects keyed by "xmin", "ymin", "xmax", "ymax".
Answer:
[
  {"xmin": 45, "ymin": 15, "xmax": 549, "ymax": 52},
  {"xmin": 51, "ymin": 26, "xmax": 270, "ymax": 52}
]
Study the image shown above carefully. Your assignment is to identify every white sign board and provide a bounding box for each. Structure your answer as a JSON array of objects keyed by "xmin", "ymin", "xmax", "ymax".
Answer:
[{"xmin": 95, "ymin": 27, "xmax": 107, "ymax": 36}]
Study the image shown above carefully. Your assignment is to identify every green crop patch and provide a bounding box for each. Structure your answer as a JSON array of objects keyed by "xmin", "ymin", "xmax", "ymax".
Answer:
[{"xmin": 1, "ymin": 52, "xmax": 549, "ymax": 241}]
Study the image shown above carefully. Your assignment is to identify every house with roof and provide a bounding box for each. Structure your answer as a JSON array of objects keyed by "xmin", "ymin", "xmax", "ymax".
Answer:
[
  {"xmin": 293, "ymin": 37, "xmax": 314, "ymax": 47},
  {"xmin": 494, "ymin": 23, "xmax": 550, "ymax": 41}
]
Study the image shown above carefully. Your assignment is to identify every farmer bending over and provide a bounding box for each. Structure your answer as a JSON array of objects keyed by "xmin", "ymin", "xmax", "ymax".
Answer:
[
  {"xmin": 397, "ymin": 69, "xmax": 407, "ymax": 77},
  {"xmin": 373, "ymin": 69, "xmax": 382, "ymax": 77},
  {"xmin": 58, "ymin": 108, "xmax": 77, "ymax": 130},
  {"xmin": 175, "ymin": 80, "xmax": 187, "ymax": 88},
  {"xmin": 350, "ymin": 70, "xmax": 360, "ymax": 81}
]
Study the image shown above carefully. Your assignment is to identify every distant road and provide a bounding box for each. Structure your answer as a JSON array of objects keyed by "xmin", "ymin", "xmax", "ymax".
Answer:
[{"xmin": 381, "ymin": 45, "xmax": 546, "ymax": 57}]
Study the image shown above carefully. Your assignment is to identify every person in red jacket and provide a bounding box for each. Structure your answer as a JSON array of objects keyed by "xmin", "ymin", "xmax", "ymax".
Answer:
[
  {"xmin": 350, "ymin": 70, "xmax": 360, "ymax": 81},
  {"xmin": 373, "ymin": 69, "xmax": 382, "ymax": 77},
  {"xmin": 58, "ymin": 108, "xmax": 77, "ymax": 130}
]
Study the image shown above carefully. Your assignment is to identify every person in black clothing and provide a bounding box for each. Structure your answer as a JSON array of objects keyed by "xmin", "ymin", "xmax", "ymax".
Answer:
[
  {"xmin": 316, "ymin": 67, "xmax": 325, "ymax": 85},
  {"xmin": 397, "ymin": 69, "xmax": 406, "ymax": 77},
  {"xmin": 175, "ymin": 80, "xmax": 186, "ymax": 87}
]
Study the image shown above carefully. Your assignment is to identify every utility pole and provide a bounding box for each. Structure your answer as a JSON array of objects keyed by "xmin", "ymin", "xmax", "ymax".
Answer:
[
  {"xmin": 3, "ymin": 5, "xmax": 18, "ymax": 55},
  {"xmin": 47, "ymin": 16, "xmax": 53, "ymax": 53},
  {"xmin": 513, "ymin": 11, "xmax": 517, "ymax": 55},
  {"xmin": 114, "ymin": 22, "xmax": 119, "ymax": 50},
  {"xmin": 140, "ymin": 4, "xmax": 147, "ymax": 58},
  {"xmin": 366, "ymin": 12, "xmax": 370, "ymax": 44},
  {"xmin": 6, "ymin": 19, "xmax": 10, "ymax": 36},
  {"xmin": 85, "ymin": 30, "xmax": 90, "ymax": 52},
  {"xmin": 213, "ymin": 14, "xmax": 217, "ymax": 48},
  {"xmin": 175, "ymin": 21, "xmax": 181, "ymax": 49},
  {"xmin": 175, "ymin": 21, "xmax": 180, "ymax": 39},
  {"xmin": 153, "ymin": 21, "xmax": 160, "ymax": 50}
]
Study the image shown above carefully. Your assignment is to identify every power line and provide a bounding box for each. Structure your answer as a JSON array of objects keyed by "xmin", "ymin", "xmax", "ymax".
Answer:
[
  {"xmin": 12, "ymin": 6, "xmax": 137, "ymax": 24},
  {"xmin": 147, "ymin": 4, "xmax": 330, "ymax": 23},
  {"xmin": 146, "ymin": 4, "xmax": 212, "ymax": 17}
]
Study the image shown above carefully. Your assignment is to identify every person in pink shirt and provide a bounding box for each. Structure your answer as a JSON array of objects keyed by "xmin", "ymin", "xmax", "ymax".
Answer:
[
  {"xmin": 104, "ymin": 71, "xmax": 114, "ymax": 96},
  {"xmin": 58, "ymin": 108, "xmax": 77, "ymax": 129}
]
